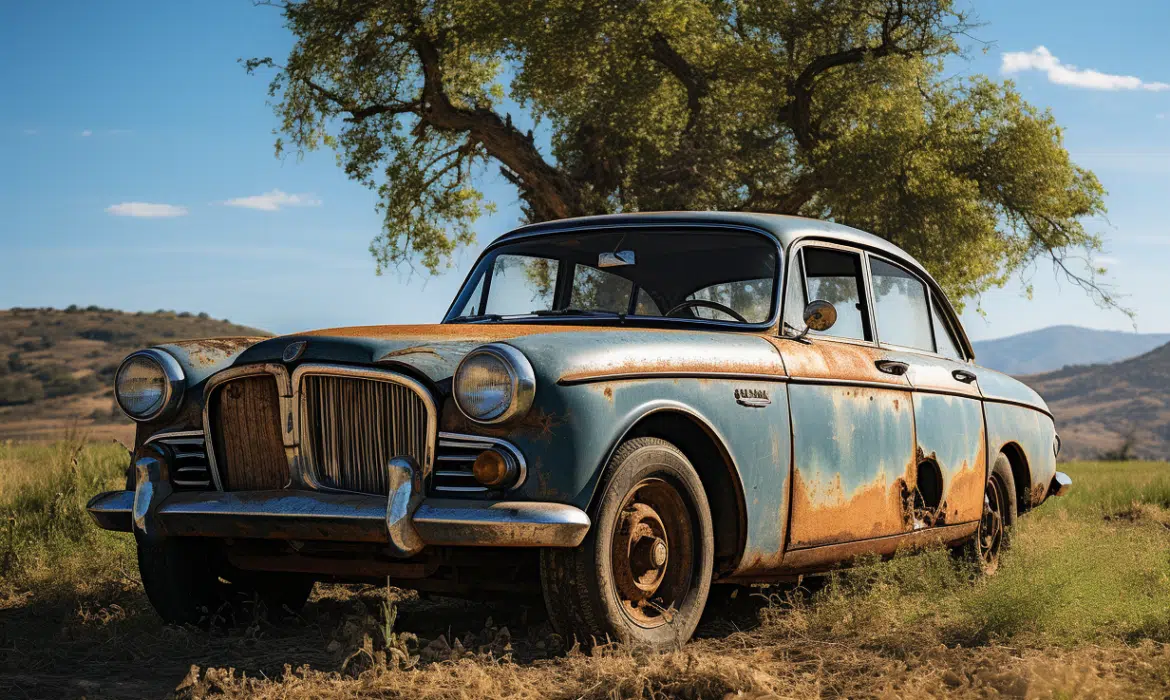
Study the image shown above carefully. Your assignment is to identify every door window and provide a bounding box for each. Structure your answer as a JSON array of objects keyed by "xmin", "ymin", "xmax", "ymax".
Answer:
[
  {"xmin": 931, "ymin": 297, "xmax": 964, "ymax": 360},
  {"xmin": 801, "ymin": 248, "xmax": 870, "ymax": 341},
  {"xmin": 870, "ymin": 258, "xmax": 933, "ymax": 351}
]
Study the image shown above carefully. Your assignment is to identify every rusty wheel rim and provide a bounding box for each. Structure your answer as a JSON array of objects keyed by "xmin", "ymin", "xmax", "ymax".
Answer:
[
  {"xmin": 978, "ymin": 472, "xmax": 1006, "ymax": 572},
  {"xmin": 610, "ymin": 477, "xmax": 694, "ymax": 628}
]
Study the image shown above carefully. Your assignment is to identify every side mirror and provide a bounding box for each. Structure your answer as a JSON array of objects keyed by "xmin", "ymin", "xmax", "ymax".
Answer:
[
  {"xmin": 785, "ymin": 300, "xmax": 837, "ymax": 341},
  {"xmin": 803, "ymin": 300, "xmax": 837, "ymax": 332}
]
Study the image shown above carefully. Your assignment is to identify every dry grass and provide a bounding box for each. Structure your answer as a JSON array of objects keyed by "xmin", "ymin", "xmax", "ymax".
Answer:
[{"xmin": 2, "ymin": 446, "xmax": 1169, "ymax": 699}]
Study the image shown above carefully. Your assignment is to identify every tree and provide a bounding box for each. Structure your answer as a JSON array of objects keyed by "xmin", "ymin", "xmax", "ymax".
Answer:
[{"xmin": 247, "ymin": 0, "xmax": 1113, "ymax": 311}]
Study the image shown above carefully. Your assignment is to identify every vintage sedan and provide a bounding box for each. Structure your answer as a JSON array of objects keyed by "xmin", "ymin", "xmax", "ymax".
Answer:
[{"xmin": 88, "ymin": 212, "xmax": 1071, "ymax": 647}]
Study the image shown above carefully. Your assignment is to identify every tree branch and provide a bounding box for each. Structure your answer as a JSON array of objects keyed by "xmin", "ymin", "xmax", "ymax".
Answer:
[{"xmin": 648, "ymin": 32, "xmax": 710, "ymax": 133}]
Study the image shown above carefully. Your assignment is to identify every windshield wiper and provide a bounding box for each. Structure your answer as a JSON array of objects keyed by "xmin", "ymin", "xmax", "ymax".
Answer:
[
  {"xmin": 530, "ymin": 308, "xmax": 624, "ymax": 318},
  {"xmin": 448, "ymin": 313, "xmax": 503, "ymax": 323}
]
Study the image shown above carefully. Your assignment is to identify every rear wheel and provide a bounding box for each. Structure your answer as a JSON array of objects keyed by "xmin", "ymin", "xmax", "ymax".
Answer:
[
  {"xmin": 966, "ymin": 453, "xmax": 1018, "ymax": 574},
  {"xmin": 540, "ymin": 438, "xmax": 714, "ymax": 649}
]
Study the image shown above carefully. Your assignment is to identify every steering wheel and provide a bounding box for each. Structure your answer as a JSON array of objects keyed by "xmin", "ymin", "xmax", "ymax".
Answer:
[{"xmin": 664, "ymin": 299, "xmax": 749, "ymax": 324}]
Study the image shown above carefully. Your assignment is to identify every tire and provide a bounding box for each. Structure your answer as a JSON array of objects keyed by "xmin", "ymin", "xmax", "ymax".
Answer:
[
  {"xmin": 137, "ymin": 534, "xmax": 223, "ymax": 625},
  {"xmin": 965, "ymin": 452, "xmax": 1018, "ymax": 575},
  {"xmin": 540, "ymin": 437, "xmax": 714, "ymax": 649}
]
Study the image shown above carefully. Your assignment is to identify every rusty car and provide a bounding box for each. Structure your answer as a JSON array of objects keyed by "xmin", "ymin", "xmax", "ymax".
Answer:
[{"xmin": 88, "ymin": 212, "xmax": 1071, "ymax": 648}]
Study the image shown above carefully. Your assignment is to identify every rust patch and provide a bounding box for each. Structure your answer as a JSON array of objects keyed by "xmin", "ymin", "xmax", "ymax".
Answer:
[
  {"xmin": 378, "ymin": 346, "xmax": 442, "ymax": 360},
  {"xmin": 439, "ymin": 399, "xmax": 565, "ymax": 442},
  {"xmin": 769, "ymin": 338, "xmax": 904, "ymax": 384},
  {"xmin": 1030, "ymin": 482, "xmax": 1047, "ymax": 507},
  {"xmin": 788, "ymin": 467, "xmax": 915, "ymax": 548},
  {"xmin": 169, "ymin": 337, "xmax": 264, "ymax": 368},
  {"xmin": 602, "ymin": 386, "xmax": 614, "ymax": 402}
]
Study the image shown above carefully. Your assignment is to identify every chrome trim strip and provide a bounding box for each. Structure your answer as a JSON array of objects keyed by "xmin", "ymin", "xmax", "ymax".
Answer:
[
  {"xmin": 413, "ymin": 498, "xmax": 590, "ymax": 547},
  {"xmin": 558, "ymin": 371, "xmax": 789, "ymax": 386},
  {"xmin": 201, "ymin": 363, "xmax": 292, "ymax": 492},
  {"xmin": 144, "ymin": 430, "xmax": 205, "ymax": 445}
]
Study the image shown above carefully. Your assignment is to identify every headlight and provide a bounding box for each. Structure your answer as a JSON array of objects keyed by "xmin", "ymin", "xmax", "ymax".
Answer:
[
  {"xmin": 115, "ymin": 349, "xmax": 185, "ymax": 421},
  {"xmin": 453, "ymin": 343, "xmax": 535, "ymax": 424}
]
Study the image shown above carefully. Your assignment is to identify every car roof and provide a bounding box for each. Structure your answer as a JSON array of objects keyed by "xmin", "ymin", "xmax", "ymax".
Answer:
[
  {"xmin": 496, "ymin": 212, "xmax": 975, "ymax": 360},
  {"xmin": 500, "ymin": 211, "xmax": 925, "ymax": 269}
]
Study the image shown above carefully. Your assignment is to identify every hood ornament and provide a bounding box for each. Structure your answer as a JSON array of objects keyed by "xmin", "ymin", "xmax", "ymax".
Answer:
[{"xmin": 282, "ymin": 341, "xmax": 307, "ymax": 363}]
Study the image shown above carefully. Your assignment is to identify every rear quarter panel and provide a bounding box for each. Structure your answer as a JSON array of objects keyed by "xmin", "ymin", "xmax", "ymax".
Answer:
[{"xmin": 977, "ymin": 368, "xmax": 1058, "ymax": 508}]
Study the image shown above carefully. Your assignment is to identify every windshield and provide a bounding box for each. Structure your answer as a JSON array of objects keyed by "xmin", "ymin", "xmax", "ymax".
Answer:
[{"xmin": 446, "ymin": 229, "xmax": 779, "ymax": 326}]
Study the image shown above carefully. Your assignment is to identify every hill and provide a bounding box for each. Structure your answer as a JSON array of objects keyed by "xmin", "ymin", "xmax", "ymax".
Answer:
[
  {"xmin": 972, "ymin": 325, "xmax": 1170, "ymax": 375},
  {"xmin": 1022, "ymin": 341, "xmax": 1170, "ymax": 460},
  {"xmin": 0, "ymin": 306, "xmax": 269, "ymax": 442}
]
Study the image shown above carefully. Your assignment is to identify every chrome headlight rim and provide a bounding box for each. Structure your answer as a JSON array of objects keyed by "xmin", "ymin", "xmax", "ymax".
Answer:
[
  {"xmin": 115, "ymin": 348, "xmax": 186, "ymax": 422},
  {"xmin": 453, "ymin": 343, "xmax": 536, "ymax": 424}
]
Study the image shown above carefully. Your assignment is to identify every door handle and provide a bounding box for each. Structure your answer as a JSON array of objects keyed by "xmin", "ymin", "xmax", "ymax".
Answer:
[
  {"xmin": 875, "ymin": 360, "xmax": 909, "ymax": 376},
  {"xmin": 952, "ymin": 369, "xmax": 977, "ymax": 384}
]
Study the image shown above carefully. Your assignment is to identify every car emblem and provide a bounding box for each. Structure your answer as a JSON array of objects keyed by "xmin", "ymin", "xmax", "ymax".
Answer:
[
  {"xmin": 734, "ymin": 388, "xmax": 771, "ymax": 407},
  {"xmin": 282, "ymin": 341, "xmax": 307, "ymax": 363}
]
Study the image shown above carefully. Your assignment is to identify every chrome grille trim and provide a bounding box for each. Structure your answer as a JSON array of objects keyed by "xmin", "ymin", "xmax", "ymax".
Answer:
[
  {"xmin": 433, "ymin": 432, "xmax": 526, "ymax": 494},
  {"xmin": 293, "ymin": 365, "xmax": 437, "ymax": 496},
  {"xmin": 146, "ymin": 431, "xmax": 212, "ymax": 489}
]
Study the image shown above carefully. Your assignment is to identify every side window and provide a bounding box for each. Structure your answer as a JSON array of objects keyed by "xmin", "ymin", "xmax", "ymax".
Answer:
[
  {"xmin": 932, "ymin": 297, "xmax": 964, "ymax": 360},
  {"xmin": 570, "ymin": 264, "xmax": 633, "ymax": 312},
  {"xmin": 483, "ymin": 255, "xmax": 558, "ymax": 315},
  {"xmin": 802, "ymin": 248, "xmax": 870, "ymax": 341},
  {"xmin": 870, "ymin": 258, "xmax": 933, "ymax": 351},
  {"xmin": 634, "ymin": 289, "xmax": 661, "ymax": 316}
]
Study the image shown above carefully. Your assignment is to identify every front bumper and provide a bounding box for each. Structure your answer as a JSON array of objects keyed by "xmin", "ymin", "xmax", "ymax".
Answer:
[
  {"xmin": 1048, "ymin": 471, "xmax": 1072, "ymax": 498},
  {"xmin": 89, "ymin": 453, "xmax": 589, "ymax": 556}
]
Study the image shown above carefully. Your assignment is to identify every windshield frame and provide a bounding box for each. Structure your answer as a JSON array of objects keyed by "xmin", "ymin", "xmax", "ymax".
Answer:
[{"xmin": 441, "ymin": 223, "xmax": 784, "ymax": 331}]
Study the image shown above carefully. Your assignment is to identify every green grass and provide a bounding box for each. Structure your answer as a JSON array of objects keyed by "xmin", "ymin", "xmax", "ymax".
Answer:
[
  {"xmin": 0, "ymin": 437, "xmax": 136, "ymax": 598},
  {"xmin": 1, "ymin": 445, "xmax": 1168, "ymax": 698}
]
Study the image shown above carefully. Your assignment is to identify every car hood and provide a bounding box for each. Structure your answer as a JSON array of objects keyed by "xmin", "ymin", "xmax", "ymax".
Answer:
[{"xmin": 169, "ymin": 323, "xmax": 785, "ymax": 387}]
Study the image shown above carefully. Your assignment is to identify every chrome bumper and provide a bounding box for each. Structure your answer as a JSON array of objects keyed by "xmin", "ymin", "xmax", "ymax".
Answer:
[
  {"xmin": 88, "ymin": 453, "xmax": 589, "ymax": 555},
  {"xmin": 1049, "ymin": 471, "xmax": 1072, "ymax": 498}
]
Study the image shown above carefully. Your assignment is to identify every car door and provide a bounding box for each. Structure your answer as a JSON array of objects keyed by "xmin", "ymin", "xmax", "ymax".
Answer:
[
  {"xmin": 771, "ymin": 243, "xmax": 918, "ymax": 550},
  {"xmin": 864, "ymin": 254, "xmax": 986, "ymax": 528}
]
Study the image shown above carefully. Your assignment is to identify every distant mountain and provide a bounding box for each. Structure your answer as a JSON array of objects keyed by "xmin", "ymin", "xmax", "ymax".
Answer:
[
  {"xmin": 1021, "ymin": 341, "xmax": 1170, "ymax": 460},
  {"xmin": 0, "ymin": 306, "xmax": 269, "ymax": 442},
  {"xmin": 972, "ymin": 325, "xmax": 1170, "ymax": 375}
]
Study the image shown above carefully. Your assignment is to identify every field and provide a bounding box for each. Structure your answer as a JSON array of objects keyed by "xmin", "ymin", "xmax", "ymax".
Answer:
[{"xmin": 1, "ymin": 440, "xmax": 1168, "ymax": 699}]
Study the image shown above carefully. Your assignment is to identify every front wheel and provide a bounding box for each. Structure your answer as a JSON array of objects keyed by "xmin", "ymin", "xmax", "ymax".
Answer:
[{"xmin": 540, "ymin": 438, "xmax": 714, "ymax": 649}]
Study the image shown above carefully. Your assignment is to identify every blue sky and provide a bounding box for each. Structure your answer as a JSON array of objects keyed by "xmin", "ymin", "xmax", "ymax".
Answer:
[{"xmin": 2, "ymin": 0, "xmax": 1168, "ymax": 340}]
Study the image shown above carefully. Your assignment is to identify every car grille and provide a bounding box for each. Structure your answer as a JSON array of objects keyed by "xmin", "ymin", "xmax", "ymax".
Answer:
[
  {"xmin": 154, "ymin": 433, "xmax": 212, "ymax": 489},
  {"xmin": 209, "ymin": 375, "xmax": 289, "ymax": 490},
  {"xmin": 432, "ymin": 433, "xmax": 526, "ymax": 494},
  {"xmin": 299, "ymin": 373, "xmax": 433, "ymax": 495}
]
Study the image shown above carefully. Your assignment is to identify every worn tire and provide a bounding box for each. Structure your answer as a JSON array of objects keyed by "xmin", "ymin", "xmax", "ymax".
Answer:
[
  {"xmin": 964, "ymin": 452, "xmax": 1018, "ymax": 575},
  {"xmin": 136, "ymin": 534, "xmax": 223, "ymax": 625},
  {"xmin": 540, "ymin": 437, "xmax": 714, "ymax": 649}
]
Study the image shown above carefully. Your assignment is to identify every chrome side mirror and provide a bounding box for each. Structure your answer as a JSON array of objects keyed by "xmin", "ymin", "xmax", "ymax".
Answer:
[
  {"xmin": 785, "ymin": 300, "xmax": 837, "ymax": 341},
  {"xmin": 803, "ymin": 300, "xmax": 837, "ymax": 332}
]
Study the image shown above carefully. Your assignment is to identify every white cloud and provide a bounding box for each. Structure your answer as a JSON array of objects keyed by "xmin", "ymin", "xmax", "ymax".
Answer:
[
  {"xmin": 80, "ymin": 129, "xmax": 93, "ymax": 137},
  {"xmin": 1002, "ymin": 46, "xmax": 1170, "ymax": 91},
  {"xmin": 1158, "ymin": 113, "xmax": 1167, "ymax": 120},
  {"xmin": 221, "ymin": 189, "xmax": 322, "ymax": 211},
  {"xmin": 105, "ymin": 202, "xmax": 189, "ymax": 218},
  {"xmin": 1094, "ymin": 255, "xmax": 1121, "ymax": 268}
]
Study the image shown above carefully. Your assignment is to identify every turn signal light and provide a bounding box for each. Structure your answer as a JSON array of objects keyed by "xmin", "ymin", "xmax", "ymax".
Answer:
[{"xmin": 472, "ymin": 449, "xmax": 520, "ymax": 489}]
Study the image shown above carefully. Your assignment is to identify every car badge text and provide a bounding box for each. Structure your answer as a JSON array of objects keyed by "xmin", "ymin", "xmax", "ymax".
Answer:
[{"xmin": 734, "ymin": 388, "xmax": 770, "ymax": 407}]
